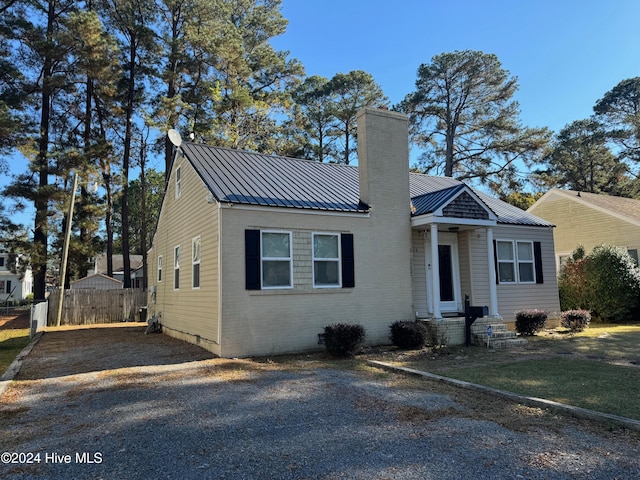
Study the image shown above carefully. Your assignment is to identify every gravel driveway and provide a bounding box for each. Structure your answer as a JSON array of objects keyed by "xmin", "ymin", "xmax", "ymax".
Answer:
[{"xmin": 1, "ymin": 326, "xmax": 639, "ymax": 480}]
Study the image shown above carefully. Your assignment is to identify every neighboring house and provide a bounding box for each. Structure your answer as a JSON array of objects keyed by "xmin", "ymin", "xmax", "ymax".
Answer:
[
  {"xmin": 93, "ymin": 254, "xmax": 144, "ymax": 286},
  {"xmin": 528, "ymin": 189, "xmax": 640, "ymax": 269},
  {"xmin": 70, "ymin": 273, "xmax": 123, "ymax": 290},
  {"xmin": 149, "ymin": 108, "xmax": 560, "ymax": 358},
  {"xmin": 0, "ymin": 252, "xmax": 33, "ymax": 302}
]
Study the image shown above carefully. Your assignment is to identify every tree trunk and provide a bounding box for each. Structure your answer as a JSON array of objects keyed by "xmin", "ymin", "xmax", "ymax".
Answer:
[
  {"xmin": 33, "ymin": 0, "xmax": 55, "ymax": 300},
  {"xmin": 121, "ymin": 39, "xmax": 136, "ymax": 288}
]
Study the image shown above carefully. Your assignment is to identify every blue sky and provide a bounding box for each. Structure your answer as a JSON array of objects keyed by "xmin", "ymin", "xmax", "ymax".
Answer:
[
  {"xmin": 5, "ymin": 0, "xmax": 640, "ymax": 227},
  {"xmin": 272, "ymin": 0, "xmax": 640, "ymax": 134}
]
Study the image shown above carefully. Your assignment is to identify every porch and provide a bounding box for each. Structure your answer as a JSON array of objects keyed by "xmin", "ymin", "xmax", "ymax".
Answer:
[{"xmin": 418, "ymin": 317, "xmax": 526, "ymax": 348}]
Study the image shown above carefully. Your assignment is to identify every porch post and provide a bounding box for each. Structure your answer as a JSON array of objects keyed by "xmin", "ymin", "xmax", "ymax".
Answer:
[
  {"xmin": 430, "ymin": 223, "xmax": 442, "ymax": 319},
  {"xmin": 486, "ymin": 227, "xmax": 499, "ymax": 316}
]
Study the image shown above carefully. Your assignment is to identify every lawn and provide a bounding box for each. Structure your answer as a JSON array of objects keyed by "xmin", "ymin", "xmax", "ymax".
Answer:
[
  {"xmin": 390, "ymin": 324, "xmax": 640, "ymax": 421},
  {"xmin": 0, "ymin": 329, "xmax": 30, "ymax": 377}
]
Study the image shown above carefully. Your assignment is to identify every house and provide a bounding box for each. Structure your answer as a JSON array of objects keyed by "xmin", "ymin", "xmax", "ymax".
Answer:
[
  {"xmin": 93, "ymin": 253, "xmax": 144, "ymax": 287},
  {"xmin": 0, "ymin": 252, "xmax": 33, "ymax": 302},
  {"xmin": 528, "ymin": 189, "xmax": 640, "ymax": 269},
  {"xmin": 70, "ymin": 273, "xmax": 123, "ymax": 290},
  {"xmin": 148, "ymin": 108, "xmax": 560, "ymax": 358}
]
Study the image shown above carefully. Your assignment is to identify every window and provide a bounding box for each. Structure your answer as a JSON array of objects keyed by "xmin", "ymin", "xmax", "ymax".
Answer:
[
  {"xmin": 313, "ymin": 233, "xmax": 341, "ymax": 287},
  {"xmin": 157, "ymin": 256, "xmax": 163, "ymax": 282},
  {"xmin": 192, "ymin": 236, "xmax": 201, "ymax": 289},
  {"xmin": 245, "ymin": 230, "xmax": 355, "ymax": 291},
  {"xmin": 628, "ymin": 249, "xmax": 638, "ymax": 266},
  {"xmin": 261, "ymin": 231, "xmax": 292, "ymax": 288},
  {"xmin": 496, "ymin": 240, "xmax": 541, "ymax": 284},
  {"xmin": 496, "ymin": 241, "xmax": 516, "ymax": 283},
  {"xmin": 174, "ymin": 246, "xmax": 180, "ymax": 289},
  {"xmin": 516, "ymin": 241, "xmax": 535, "ymax": 283},
  {"xmin": 175, "ymin": 166, "xmax": 182, "ymax": 198},
  {"xmin": 0, "ymin": 257, "xmax": 4, "ymax": 267},
  {"xmin": 0, "ymin": 281, "xmax": 4, "ymax": 294}
]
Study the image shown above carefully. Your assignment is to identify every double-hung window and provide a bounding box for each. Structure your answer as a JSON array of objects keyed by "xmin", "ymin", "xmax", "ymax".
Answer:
[
  {"xmin": 157, "ymin": 256, "xmax": 163, "ymax": 282},
  {"xmin": 516, "ymin": 241, "xmax": 535, "ymax": 283},
  {"xmin": 496, "ymin": 240, "xmax": 536, "ymax": 284},
  {"xmin": 174, "ymin": 246, "xmax": 181, "ymax": 289},
  {"xmin": 312, "ymin": 233, "xmax": 341, "ymax": 287},
  {"xmin": 261, "ymin": 231, "xmax": 292, "ymax": 288},
  {"xmin": 192, "ymin": 236, "xmax": 201, "ymax": 289}
]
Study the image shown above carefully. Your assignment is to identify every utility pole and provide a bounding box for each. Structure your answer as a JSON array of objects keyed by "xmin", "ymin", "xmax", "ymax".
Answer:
[{"xmin": 56, "ymin": 173, "xmax": 79, "ymax": 327}]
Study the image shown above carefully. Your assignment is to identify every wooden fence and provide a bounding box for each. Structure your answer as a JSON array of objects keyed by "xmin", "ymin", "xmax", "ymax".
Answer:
[{"xmin": 47, "ymin": 288, "xmax": 147, "ymax": 326}]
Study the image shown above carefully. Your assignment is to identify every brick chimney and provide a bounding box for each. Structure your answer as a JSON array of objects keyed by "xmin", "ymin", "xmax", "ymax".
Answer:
[{"xmin": 356, "ymin": 107, "xmax": 410, "ymax": 217}]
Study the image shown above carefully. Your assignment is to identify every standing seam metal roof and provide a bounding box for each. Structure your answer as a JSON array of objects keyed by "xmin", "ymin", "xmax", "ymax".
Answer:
[{"xmin": 179, "ymin": 142, "xmax": 553, "ymax": 226}]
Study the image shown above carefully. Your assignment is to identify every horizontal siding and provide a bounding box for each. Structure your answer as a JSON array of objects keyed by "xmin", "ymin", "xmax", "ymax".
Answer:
[
  {"xmin": 411, "ymin": 230, "xmax": 428, "ymax": 317},
  {"xmin": 494, "ymin": 226, "xmax": 560, "ymax": 321},
  {"xmin": 467, "ymin": 226, "xmax": 560, "ymax": 321},
  {"xmin": 149, "ymin": 155, "xmax": 220, "ymax": 354},
  {"xmin": 530, "ymin": 196, "xmax": 640, "ymax": 261}
]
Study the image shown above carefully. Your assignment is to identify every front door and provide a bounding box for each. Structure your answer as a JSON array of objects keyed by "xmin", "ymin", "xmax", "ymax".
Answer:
[{"xmin": 426, "ymin": 232, "xmax": 462, "ymax": 314}]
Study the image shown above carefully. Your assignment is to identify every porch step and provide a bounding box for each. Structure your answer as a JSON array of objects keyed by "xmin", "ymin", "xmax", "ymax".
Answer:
[{"xmin": 470, "ymin": 321, "xmax": 527, "ymax": 349}]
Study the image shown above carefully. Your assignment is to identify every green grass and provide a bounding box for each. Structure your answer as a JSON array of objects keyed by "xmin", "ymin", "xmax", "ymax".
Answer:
[
  {"xmin": 442, "ymin": 357, "xmax": 640, "ymax": 420},
  {"xmin": 397, "ymin": 324, "xmax": 640, "ymax": 421},
  {"xmin": 0, "ymin": 329, "xmax": 30, "ymax": 377}
]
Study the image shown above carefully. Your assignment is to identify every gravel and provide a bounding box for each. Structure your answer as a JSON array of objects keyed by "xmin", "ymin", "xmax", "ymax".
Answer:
[{"xmin": 1, "ymin": 326, "xmax": 639, "ymax": 480}]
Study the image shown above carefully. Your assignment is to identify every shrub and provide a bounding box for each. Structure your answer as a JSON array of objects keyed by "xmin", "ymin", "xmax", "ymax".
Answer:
[
  {"xmin": 559, "ymin": 244, "xmax": 640, "ymax": 322},
  {"xmin": 389, "ymin": 320, "xmax": 427, "ymax": 349},
  {"xmin": 323, "ymin": 323, "xmax": 365, "ymax": 358},
  {"xmin": 561, "ymin": 309, "xmax": 591, "ymax": 332},
  {"xmin": 515, "ymin": 309, "xmax": 547, "ymax": 336}
]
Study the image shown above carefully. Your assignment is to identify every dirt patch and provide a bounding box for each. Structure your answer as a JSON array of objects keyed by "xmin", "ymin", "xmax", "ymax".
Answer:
[
  {"xmin": 14, "ymin": 324, "xmax": 215, "ymax": 381},
  {"xmin": 0, "ymin": 308, "xmax": 30, "ymax": 329}
]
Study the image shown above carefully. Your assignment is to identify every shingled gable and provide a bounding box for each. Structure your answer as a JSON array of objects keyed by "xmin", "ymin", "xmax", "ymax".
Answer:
[
  {"xmin": 410, "ymin": 184, "xmax": 496, "ymax": 221},
  {"xmin": 177, "ymin": 142, "xmax": 552, "ymax": 227}
]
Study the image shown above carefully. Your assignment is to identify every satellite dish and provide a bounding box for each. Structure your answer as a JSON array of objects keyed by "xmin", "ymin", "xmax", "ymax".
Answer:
[{"xmin": 168, "ymin": 129, "xmax": 182, "ymax": 147}]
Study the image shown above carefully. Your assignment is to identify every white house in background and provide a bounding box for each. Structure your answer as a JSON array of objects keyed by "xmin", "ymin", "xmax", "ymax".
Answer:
[
  {"xmin": 0, "ymin": 252, "xmax": 33, "ymax": 302},
  {"xmin": 148, "ymin": 108, "xmax": 561, "ymax": 358}
]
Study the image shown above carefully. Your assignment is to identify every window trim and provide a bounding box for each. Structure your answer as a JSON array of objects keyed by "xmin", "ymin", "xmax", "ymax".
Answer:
[
  {"xmin": 157, "ymin": 255, "xmax": 163, "ymax": 283},
  {"xmin": 174, "ymin": 245, "xmax": 181, "ymax": 290},
  {"xmin": 312, "ymin": 232, "xmax": 342, "ymax": 288},
  {"xmin": 192, "ymin": 236, "xmax": 201, "ymax": 289},
  {"xmin": 496, "ymin": 239, "xmax": 537, "ymax": 284},
  {"xmin": 175, "ymin": 166, "xmax": 182, "ymax": 198},
  {"xmin": 260, "ymin": 230, "xmax": 293, "ymax": 289},
  {"xmin": 516, "ymin": 240, "xmax": 536, "ymax": 284}
]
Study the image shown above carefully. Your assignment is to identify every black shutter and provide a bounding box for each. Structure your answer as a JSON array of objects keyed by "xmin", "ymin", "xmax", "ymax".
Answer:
[
  {"xmin": 341, "ymin": 233, "xmax": 355, "ymax": 288},
  {"xmin": 534, "ymin": 241, "xmax": 544, "ymax": 284},
  {"xmin": 245, "ymin": 230, "xmax": 261, "ymax": 290}
]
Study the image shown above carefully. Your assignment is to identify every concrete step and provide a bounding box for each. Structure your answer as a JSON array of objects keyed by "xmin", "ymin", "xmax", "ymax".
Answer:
[{"xmin": 470, "ymin": 320, "xmax": 527, "ymax": 349}]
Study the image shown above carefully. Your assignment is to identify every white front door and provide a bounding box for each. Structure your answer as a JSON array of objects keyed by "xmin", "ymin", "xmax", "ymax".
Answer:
[{"xmin": 425, "ymin": 232, "xmax": 462, "ymax": 314}]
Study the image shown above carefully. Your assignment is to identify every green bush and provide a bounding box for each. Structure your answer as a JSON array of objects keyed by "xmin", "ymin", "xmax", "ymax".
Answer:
[
  {"xmin": 323, "ymin": 323, "xmax": 365, "ymax": 358},
  {"xmin": 389, "ymin": 320, "xmax": 426, "ymax": 349},
  {"xmin": 561, "ymin": 309, "xmax": 591, "ymax": 332},
  {"xmin": 559, "ymin": 244, "xmax": 640, "ymax": 322},
  {"xmin": 515, "ymin": 309, "xmax": 547, "ymax": 336}
]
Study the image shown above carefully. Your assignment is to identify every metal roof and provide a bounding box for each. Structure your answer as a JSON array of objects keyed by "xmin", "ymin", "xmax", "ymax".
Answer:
[
  {"xmin": 179, "ymin": 142, "xmax": 553, "ymax": 226},
  {"xmin": 411, "ymin": 184, "xmax": 466, "ymax": 216},
  {"xmin": 181, "ymin": 142, "xmax": 366, "ymax": 212}
]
